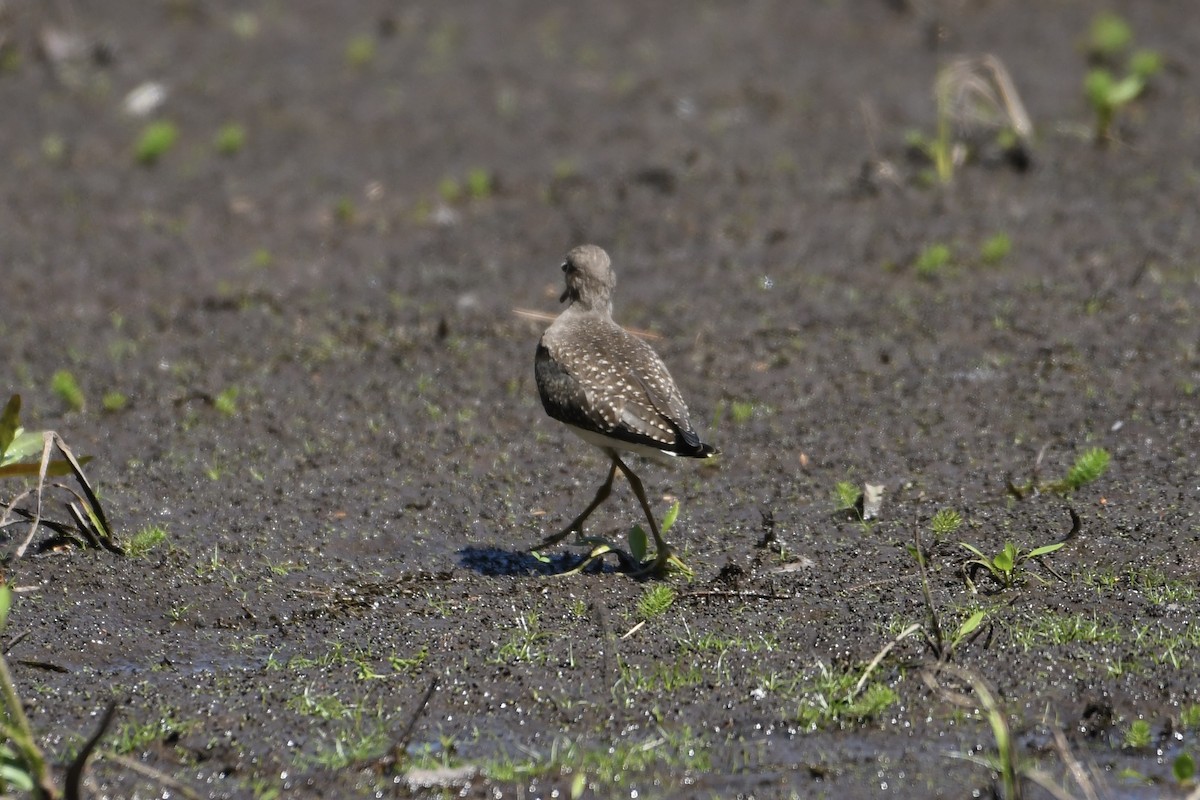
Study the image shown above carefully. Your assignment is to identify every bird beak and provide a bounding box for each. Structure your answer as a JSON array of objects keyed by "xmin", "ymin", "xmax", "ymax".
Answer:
[{"xmin": 559, "ymin": 288, "xmax": 570, "ymax": 303}]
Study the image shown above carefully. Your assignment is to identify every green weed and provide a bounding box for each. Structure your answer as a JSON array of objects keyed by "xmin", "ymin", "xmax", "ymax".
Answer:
[
  {"xmin": 494, "ymin": 613, "xmax": 549, "ymax": 664},
  {"xmin": 930, "ymin": 508, "xmax": 963, "ymax": 539},
  {"xmin": 101, "ymin": 391, "xmax": 128, "ymax": 412},
  {"xmin": 915, "ymin": 243, "xmax": 952, "ymax": 278},
  {"xmin": 636, "ymin": 585, "xmax": 676, "ymax": 620},
  {"xmin": 214, "ymin": 122, "xmax": 247, "ymax": 155},
  {"xmin": 1123, "ymin": 718, "xmax": 1152, "ymax": 749},
  {"xmin": 795, "ymin": 661, "xmax": 898, "ymax": 731},
  {"xmin": 1081, "ymin": 12, "xmax": 1162, "ymax": 145},
  {"xmin": 1063, "ymin": 446, "xmax": 1111, "ymax": 491},
  {"xmin": 960, "ymin": 539, "xmax": 1066, "ymax": 591},
  {"xmin": 345, "ymin": 34, "xmax": 376, "ymax": 68},
  {"xmin": 980, "ymin": 233, "xmax": 1012, "ymax": 265},
  {"xmin": 51, "ymin": 369, "xmax": 85, "ymax": 411},
  {"xmin": 135, "ymin": 121, "xmax": 179, "ymax": 165},
  {"xmin": 126, "ymin": 525, "xmax": 168, "ymax": 558},
  {"xmin": 214, "ymin": 386, "xmax": 239, "ymax": 416}
]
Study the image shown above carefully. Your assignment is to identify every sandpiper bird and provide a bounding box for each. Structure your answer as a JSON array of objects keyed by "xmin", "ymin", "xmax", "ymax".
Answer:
[{"xmin": 533, "ymin": 244, "xmax": 717, "ymax": 576}]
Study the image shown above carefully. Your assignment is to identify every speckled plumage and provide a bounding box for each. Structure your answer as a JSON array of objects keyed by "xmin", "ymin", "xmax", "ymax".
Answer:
[
  {"xmin": 535, "ymin": 245, "xmax": 716, "ymax": 460},
  {"xmin": 531, "ymin": 245, "xmax": 716, "ymax": 575}
]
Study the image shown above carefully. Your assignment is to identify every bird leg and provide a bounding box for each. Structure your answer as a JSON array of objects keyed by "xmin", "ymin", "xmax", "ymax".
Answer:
[
  {"xmin": 532, "ymin": 459, "xmax": 617, "ymax": 550},
  {"xmin": 612, "ymin": 455, "xmax": 691, "ymax": 577}
]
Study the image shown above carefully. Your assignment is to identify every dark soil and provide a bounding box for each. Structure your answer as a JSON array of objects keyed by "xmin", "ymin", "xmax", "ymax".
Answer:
[{"xmin": 2, "ymin": 1, "xmax": 1198, "ymax": 798}]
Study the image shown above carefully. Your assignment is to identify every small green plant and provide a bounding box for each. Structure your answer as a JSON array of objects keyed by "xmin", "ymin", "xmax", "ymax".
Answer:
[
  {"xmin": 51, "ymin": 369, "xmax": 85, "ymax": 411},
  {"xmin": 979, "ymin": 233, "xmax": 1012, "ymax": 265},
  {"xmin": 495, "ymin": 613, "xmax": 549, "ymax": 664},
  {"xmin": 636, "ymin": 585, "xmax": 676, "ymax": 621},
  {"xmin": 1086, "ymin": 11, "xmax": 1133, "ymax": 60},
  {"xmin": 0, "ymin": 585, "xmax": 118, "ymax": 795},
  {"xmin": 915, "ymin": 243, "xmax": 952, "ymax": 278},
  {"xmin": 833, "ymin": 481, "xmax": 861, "ymax": 513},
  {"xmin": 1174, "ymin": 751, "xmax": 1196, "ymax": 786},
  {"xmin": 345, "ymin": 34, "xmax": 376, "ymax": 68},
  {"xmin": 1081, "ymin": 12, "xmax": 1162, "ymax": 145},
  {"xmin": 960, "ymin": 539, "xmax": 1066, "ymax": 591},
  {"xmin": 437, "ymin": 176, "xmax": 462, "ymax": 204},
  {"xmin": 730, "ymin": 400, "xmax": 754, "ymax": 425},
  {"xmin": 1, "ymin": 394, "xmax": 119, "ymax": 559},
  {"xmin": 536, "ymin": 500, "xmax": 689, "ymax": 577},
  {"xmin": 102, "ymin": 391, "xmax": 128, "ymax": 412},
  {"xmin": 214, "ymin": 122, "xmax": 246, "ymax": 155},
  {"xmin": 126, "ymin": 525, "xmax": 168, "ymax": 558},
  {"xmin": 134, "ymin": 121, "xmax": 179, "ymax": 165},
  {"xmin": 214, "ymin": 386, "xmax": 239, "ymax": 416},
  {"xmin": 909, "ymin": 55, "xmax": 1032, "ymax": 184},
  {"xmin": 1123, "ymin": 718, "xmax": 1152, "ymax": 749},
  {"xmin": 333, "ymin": 197, "xmax": 356, "ymax": 225},
  {"xmin": 1011, "ymin": 445, "xmax": 1111, "ymax": 496},
  {"xmin": 930, "ymin": 508, "xmax": 963, "ymax": 539},
  {"xmin": 466, "ymin": 168, "xmax": 494, "ymax": 199},
  {"xmin": 1181, "ymin": 704, "xmax": 1200, "ymax": 731},
  {"xmin": 1062, "ymin": 446, "xmax": 1111, "ymax": 491}
]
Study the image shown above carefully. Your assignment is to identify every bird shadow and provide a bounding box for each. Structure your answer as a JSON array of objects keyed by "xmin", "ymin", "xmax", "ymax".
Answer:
[{"xmin": 457, "ymin": 545, "xmax": 622, "ymax": 576}]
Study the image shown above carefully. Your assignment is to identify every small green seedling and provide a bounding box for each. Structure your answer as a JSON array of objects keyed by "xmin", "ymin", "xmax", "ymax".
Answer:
[
  {"xmin": 1081, "ymin": 11, "xmax": 1163, "ymax": 145},
  {"xmin": 833, "ymin": 481, "xmax": 861, "ymax": 513},
  {"xmin": 345, "ymin": 34, "xmax": 376, "ymax": 68},
  {"xmin": 979, "ymin": 233, "xmax": 1012, "ymax": 265},
  {"xmin": 960, "ymin": 539, "xmax": 1066, "ymax": 591},
  {"xmin": 930, "ymin": 508, "xmax": 963, "ymax": 539},
  {"xmin": 539, "ymin": 501, "xmax": 690, "ymax": 577},
  {"xmin": 636, "ymin": 585, "xmax": 676, "ymax": 620},
  {"xmin": 51, "ymin": 370, "xmax": 84, "ymax": 412},
  {"xmin": 466, "ymin": 168, "xmax": 493, "ymax": 199},
  {"xmin": 0, "ymin": 394, "xmax": 119, "ymax": 559},
  {"xmin": 1086, "ymin": 12, "xmax": 1133, "ymax": 61},
  {"xmin": 1062, "ymin": 446, "xmax": 1111, "ymax": 491},
  {"xmin": 910, "ymin": 55, "xmax": 1032, "ymax": 184},
  {"xmin": 214, "ymin": 122, "xmax": 246, "ymax": 155},
  {"xmin": 1011, "ymin": 446, "xmax": 1111, "ymax": 497},
  {"xmin": 1174, "ymin": 752, "xmax": 1196, "ymax": 786},
  {"xmin": 915, "ymin": 243, "xmax": 952, "ymax": 278},
  {"xmin": 134, "ymin": 121, "xmax": 178, "ymax": 165},
  {"xmin": 1123, "ymin": 719, "xmax": 1152, "ymax": 749}
]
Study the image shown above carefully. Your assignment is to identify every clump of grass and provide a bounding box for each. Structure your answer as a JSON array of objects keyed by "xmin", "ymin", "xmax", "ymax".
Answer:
[
  {"xmin": 636, "ymin": 585, "xmax": 676, "ymax": 620},
  {"xmin": 930, "ymin": 508, "xmax": 963, "ymax": 539},
  {"xmin": 1063, "ymin": 446, "xmax": 1111, "ymax": 491},
  {"xmin": 134, "ymin": 121, "xmax": 178, "ymax": 165},
  {"xmin": 126, "ymin": 525, "xmax": 168, "ymax": 558},
  {"xmin": 979, "ymin": 233, "xmax": 1012, "ymax": 265},
  {"xmin": 101, "ymin": 391, "xmax": 128, "ymax": 412},
  {"xmin": 1123, "ymin": 718, "xmax": 1152, "ymax": 749},
  {"xmin": 833, "ymin": 481, "xmax": 861, "ymax": 513},
  {"xmin": 345, "ymin": 34, "xmax": 376, "ymax": 68},
  {"xmin": 915, "ymin": 243, "xmax": 952, "ymax": 278},
  {"xmin": 1086, "ymin": 11, "xmax": 1133, "ymax": 60},
  {"xmin": 0, "ymin": 394, "xmax": 120, "ymax": 558},
  {"xmin": 437, "ymin": 176, "xmax": 462, "ymax": 204},
  {"xmin": 960, "ymin": 539, "xmax": 1066, "ymax": 592},
  {"xmin": 730, "ymin": 400, "xmax": 754, "ymax": 425},
  {"xmin": 466, "ymin": 168, "xmax": 494, "ymax": 199},
  {"xmin": 51, "ymin": 370, "xmax": 85, "ymax": 412},
  {"xmin": 333, "ymin": 197, "xmax": 356, "ymax": 225},
  {"xmin": 213, "ymin": 386, "xmax": 239, "ymax": 416},
  {"xmin": 214, "ymin": 122, "xmax": 246, "ymax": 155},
  {"xmin": 1081, "ymin": 12, "xmax": 1163, "ymax": 145}
]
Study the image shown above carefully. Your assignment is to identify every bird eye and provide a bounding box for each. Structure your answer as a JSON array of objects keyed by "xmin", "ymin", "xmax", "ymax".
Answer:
[{"xmin": 561, "ymin": 262, "xmax": 570, "ymax": 273}]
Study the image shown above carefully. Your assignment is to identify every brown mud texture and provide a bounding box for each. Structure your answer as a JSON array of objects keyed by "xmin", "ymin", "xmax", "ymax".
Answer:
[{"xmin": 2, "ymin": 2, "xmax": 1198, "ymax": 799}]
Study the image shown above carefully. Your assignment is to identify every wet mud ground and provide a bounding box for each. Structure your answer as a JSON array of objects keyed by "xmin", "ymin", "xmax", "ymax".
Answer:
[{"xmin": 2, "ymin": 1, "xmax": 1199, "ymax": 798}]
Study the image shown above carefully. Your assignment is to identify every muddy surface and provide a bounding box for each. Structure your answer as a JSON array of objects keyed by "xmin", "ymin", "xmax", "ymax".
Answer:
[{"xmin": 2, "ymin": 1, "xmax": 1198, "ymax": 798}]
